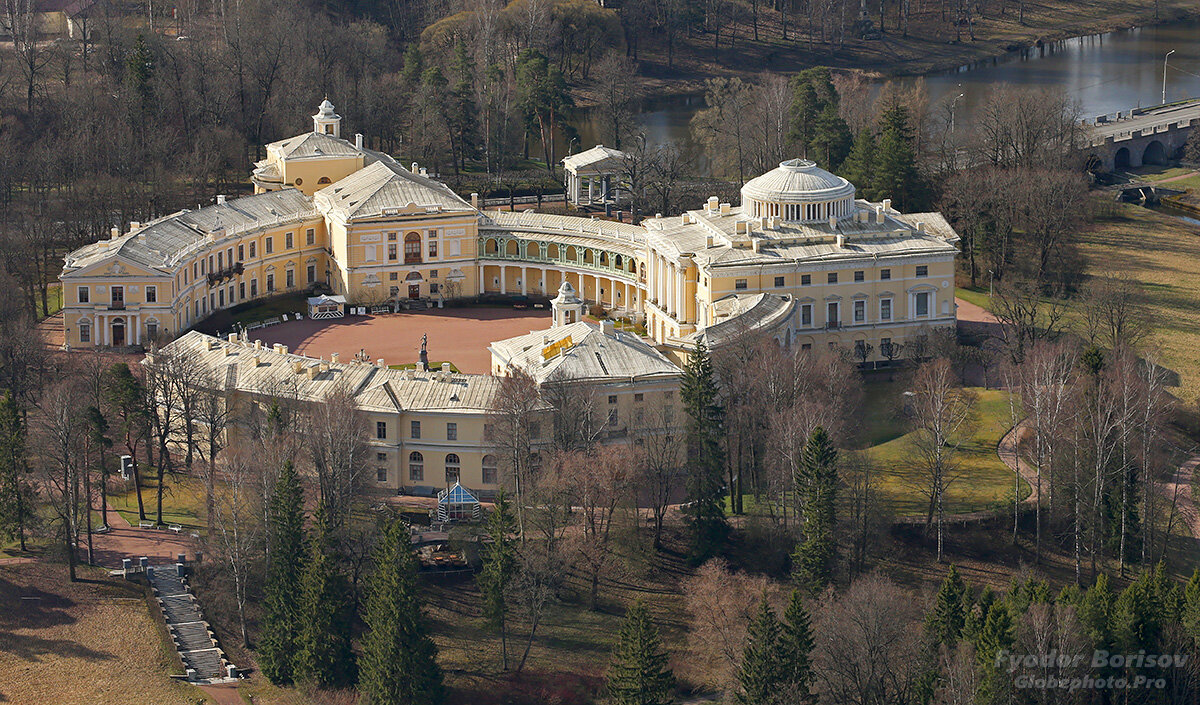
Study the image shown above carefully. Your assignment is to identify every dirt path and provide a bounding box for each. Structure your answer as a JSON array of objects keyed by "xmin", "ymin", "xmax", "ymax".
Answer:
[
  {"xmin": 996, "ymin": 420, "xmax": 1040, "ymax": 505},
  {"xmin": 1164, "ymin": 457, "xmax": 1200, "ymax": 540},
  {"xmin": 1156, "ymin": 170, "xmax": 1200, "ymax": 185}
]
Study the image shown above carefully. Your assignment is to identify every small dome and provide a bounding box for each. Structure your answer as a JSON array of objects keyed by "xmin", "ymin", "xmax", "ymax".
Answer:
[
  {"xmin": 318, "ymin": 99, "xmax": 335, "ymax": 115},
  {"xmin": 741, "ymin": 159, "xmax": 855, "ymax": 204},
  {"xmin": 554, "ymin": 280, "xmax": 580, "ymax": 301}
]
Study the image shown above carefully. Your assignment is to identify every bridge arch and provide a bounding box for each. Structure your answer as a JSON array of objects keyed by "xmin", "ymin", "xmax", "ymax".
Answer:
[
  {"xmin": 1143, "ymin": 140, "xmax": 1168, "ymax": 166},
  {"xmin": 1114, "ymin": 147, "xmax": 1132, "ymax": 169}
]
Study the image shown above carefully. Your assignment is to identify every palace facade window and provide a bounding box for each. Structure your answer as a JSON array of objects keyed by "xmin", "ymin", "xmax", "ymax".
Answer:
[
  {"xmin": 445, "ymin": 453, "xmax": 460, "ymax": 483},
  {"xmin": 306, "ymin": 229, "xmax": 315, "ymax": 246},
  {"xmin": 411, "ymin": 420, "xmax": 421, "ymax": 438},
  {"xmin": 78, "ymin": 286, "xmax": 89, "ymax": 303},
  {"xmin": 916, "ymin": 265, "xmax": 928, "ymax": 277},
  {"xmin": 854, "ymin": 270, "xmax": 864, "ymax": 282},
  {"xmin": 827, "ymin": 272, "xmax": 837, "ymax": 284},
  {"xmin": 249, "ymin": 242, "xmax": 257, "ymax": 258},
  {"xmin": 376, "ymin": 467, "xmax": 387, "ymax": 482},
  {"xmin": 880, "ymin": 298, "xmax": 892, "ymax": 321},
  {"xmin": 376, "ymin": 421, "xmax": 387, "ymax": 439},
  {"xmin": 881, "ymin": 268, "xmax": 891, "ymax": 280},
  {"xmin": 446, "ymin": 422, "xmax": 457, "ymax": 441},
  {"xmin": 405, "ymin": 233, "xmax": 421, "ymax": 264},
  {"xmin": 774, "ymin": 276, "xmax": 785, "ymax": 287},
  {"xmin": 265, "ymin": 237, "xmax": 274, "ymax": 254},
  {"xmin": 853, "ymin": 300, "xmax": 865, "ymax": 323},
  {"xmin": 915, "ymin": 292, "xmax": 930, "ymax": 317},
  {"xmin": 801, "ymin": 274, "xmax": 811, "ymax": 286},
  {"xmin": 79, "ymin": 320, "xmax": 90, "ymax": 342},
  {"xmin": 285, "ymin": 232, "xmax": 294, "ymax": 249},
  {"xmin": 409, "ymin": 451, "xmax": 424, "ymax": 481},
  {"xmin": 482, "ymin": 455, "xmax": 498, "ymax": 485}
]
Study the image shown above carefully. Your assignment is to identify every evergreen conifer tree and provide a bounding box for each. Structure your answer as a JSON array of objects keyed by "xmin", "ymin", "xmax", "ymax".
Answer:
[
  {"xmin": 259, "ymin": 461, "xmax": 306, "ymax": 684},
  {"xmin": 295, "ymin": 505, "xmax": 356, "ymax": 688},
  {"xmin": 778, "ymin": 589, "xmax": 814, "ymax": 700},
  {"xmin": 839, "ymin": 128, "xmax": 877, "ymax": 199},
  {"xmin": 680, "ymin": 341, "xmax": 728, "ymax": 563},
  {"xmin": 926, "ymin": 564, "xmax": 968, "ymax": 648},
  {"xmin": 871, "ymin": 106, "xmax": 929, "ymax": 211},
  {"xmin": 1078, "ymin": 573, "xmax": 1114, "ymax": 651},
  {"xmin": 1113, "ymin": 569, "xmax": 1164, "ymax": 654},
  {"xmin": 791, "ymin": 428, "xmax": 837, "ymax": 592},
  {"xmin": 606, "ymin": 600, "xmax": 675, "ymax": 705},
  {"xmin": 974, "ymin": 600, "xmax": 1015, "ymax": 702},
  {"xmin": 737, "ymin": 594, "xmax": 785, "ymax": 704},
  {"xmin": 1182, "ymin": 569, "xmax": 1200, "ymax": 641},
  {"xmin": 360, "ymin": 517, "xmax": 445, "ymax": 705},
  {"xmin": 808, "ymin": 105, "xmax": 853, "ymax": 171},
  {"xmin": 478, "ymin": 489, "xmax": 517, "ymax": 670}
]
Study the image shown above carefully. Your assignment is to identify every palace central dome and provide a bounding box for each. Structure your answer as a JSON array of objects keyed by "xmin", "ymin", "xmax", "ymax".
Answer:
[{"xmin": 741, "ymin": 158, "xmax": 856, "ymax": 223}]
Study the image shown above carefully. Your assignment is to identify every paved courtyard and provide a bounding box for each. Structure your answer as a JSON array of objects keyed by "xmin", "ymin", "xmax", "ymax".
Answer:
[{"xmin": 255, "ymin": 306, "xmax": 552, "ymax": 374}]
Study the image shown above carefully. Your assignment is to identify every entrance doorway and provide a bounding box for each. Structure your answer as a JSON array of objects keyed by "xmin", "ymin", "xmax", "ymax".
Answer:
[
  {"xmin": 111, "ymin": 319, "xmax": 126, "ymax": 346},
  {"xmin": 409, "ymin": 284, "xmax": 420, "ymax": 299}
]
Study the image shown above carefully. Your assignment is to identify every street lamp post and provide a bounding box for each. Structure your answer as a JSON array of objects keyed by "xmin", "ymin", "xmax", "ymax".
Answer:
[
  {"xmin": 950, "ymin": 91, "xmax": 965, "ymax": 133},
  {"xmin": 1163, "ymin": 49, "xmax": 1175, "ymax": 105}
]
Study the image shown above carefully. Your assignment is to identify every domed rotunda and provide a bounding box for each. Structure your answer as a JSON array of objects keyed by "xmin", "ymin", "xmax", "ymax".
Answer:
[{"xmin": 741, "ymin": 158, "xmax": 856, "ymax": 223}]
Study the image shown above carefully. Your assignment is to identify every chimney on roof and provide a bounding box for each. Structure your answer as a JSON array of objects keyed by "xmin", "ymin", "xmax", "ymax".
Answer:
[
  {"xmin": 252, "ymin": 354, "xmax": 261, "ymax": 367},
  {"xmin": 307, "ymin": 365, "xmax": 319, "ymax": 380},
  {"xmin": 829, "ymin": 215, "xmax": 838, "ymax": 230},
  {"xmin": 110, "ymin": 227, "xmax": 120, "ymax": 239},
  {"xmin": 411, "ymin": 162, "xmax": 419, "ymax": 173},
  {"xmin": 273, "ymin": 343, "xmax": 283, "ymax": 354},
  {"xmin": 227, "ymin": 333, "xmax": 238, "ymax": 344},
  {"xmin": 216, "ymin": 195, "xmax": 226, "ymax": 206},
  {"xmin": 707, "ymin": 196, "xmax": 719, "ymax": 212},
  {"xmin": 355, "ymin": 133, "xmax": 363, "ymax": 150},
  {"xmin": 419, "ymin": 167, "xmax": 428, "ymax": 177},
  {"xmin": 836, "ymin": 233, "xmax": 845, "ymax": 248},
  {"xmin": 882, "ymin": 198, "xmax": 892, "ymax": 211},
  {"xmin": 130, "ymin": 221, "xmax": 141, "ymax": 230},
  {"xmin": 319, "ymin": 362, "xmax": 330, "ymax": 373},
  {"xmin": 376, "ymin": 358, "xmax": 384, "ymax": 367},
  {"xmin": 601, "ymin": 320, "xmax": 616, "ymax": 337},
  {"xmin": 224, "ymin": 344, "xmax": 234, "ymax": 356},
  {"xmin": 916, "ymin": 221, "xmax": 926, "ymax": 233},
  {"xmin": 330, "ymin": 352, "xmax": 340, "ymax": 364},
  {"xmin": 292, "ymin": 360, "xmax": 303, "ymax": 374},
  {"xmin": 441, "ymin": 362, "xmax": 451, "ymax": 374},
  {"xmin": 875, "ymin": 205, "xmax": 884, "ymax": 224},
  {"xmin": 471, "ymin": 192, "xmax": 479, "ymax": 209},
  {"xmin": 254, "ymin": 340, "xmax": 262, "ymax": 351},
  {"xmin": 720, "ymin": 202, "xmax": 731, "ymax": 215},
  {"xmin": 281, "ymin": 345, "xmax": 288, "ymax": 354}
]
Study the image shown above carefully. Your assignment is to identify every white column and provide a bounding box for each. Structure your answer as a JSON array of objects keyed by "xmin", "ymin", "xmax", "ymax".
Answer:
[
  {"xmin": 134, "ymin": 314, "xmax": 141, "ymax": 345},
  {"xmin": 541, "ymin": 267, "xmax": 547, "ymax": 294},
  {"xmin": 500, "ymin": 266, "xmax": 506, "ymax": 294},
  {"xmin": 521, "ymin": 266, "xmax": 527, "ymax": 296},
  {"xmin": 676, "ymin": 266, "xmax": 685, "ymax": 321},
  {"xmin": 610, "ymin": 278, "xmax": 617, "ymax": 308},
  {"xmin": 478, "ymin": 265, "xmax": 484, "ymax": 294},
  {"xmin": 587, "ymin": 178, "xmax": 594, "ymax": 204},
  {"xmin": 647, "ymin": 253, "xmax": 655, "ymax": 304}
]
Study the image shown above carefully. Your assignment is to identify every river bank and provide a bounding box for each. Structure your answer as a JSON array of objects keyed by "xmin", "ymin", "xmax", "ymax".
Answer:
[{"xmin": 572, "ymin": 1, "xmax": 1200, "ymax": 108}]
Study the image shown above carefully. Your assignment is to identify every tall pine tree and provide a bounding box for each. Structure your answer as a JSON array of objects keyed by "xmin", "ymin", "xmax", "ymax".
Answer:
[
  {"xmin": 360, "ymin": 517, "xmax": 445, "ymax": 705},
  {"xmin": 871, "ymin": 106, "xmax": 929, "ymax": 212},
  {"xmin": 606, "ymin": 600, "xmax": 676, "ymax": 705},
  {"xmin": 792, "ymin": 427, "xmax": 837, "ymax": 592},
  {"xmin": 681, "ymin": 341, "xmax": 728, "ymax": 563},
  {"xmin": 259, "ymin": 461, "xmax": 306, "ymax": 685},
  {"xmin": 839, "ymin": 128, "xmax": 877, "ymax": 200},
  {"xmin": 295, "ymin": 505, "xmax": 356, "ymax": 688},
  {"xmin": 926, "ymin": 564, "xmax": 968, "ymax": 648},
  {"xmin": 779, "ymin": 589, "xmax": 814, "ymax": 699},
  {"xmin": 737, "ymin": 594, "xmax": 786, "ymax": 704}
]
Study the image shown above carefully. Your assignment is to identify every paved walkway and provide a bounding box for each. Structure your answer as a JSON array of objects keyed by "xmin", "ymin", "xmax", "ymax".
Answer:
[{"xmin": 89, "ymin": 503, "xmax": 196, "ymax": 569}]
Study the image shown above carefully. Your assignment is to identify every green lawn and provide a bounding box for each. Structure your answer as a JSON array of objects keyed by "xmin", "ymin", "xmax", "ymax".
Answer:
[
  {"xmin": 869, "ymin": 388, "xmax": 1029, "ymax": 516},
  {"xmin": 110, "ymin": 474, "xmax": 208, "ymax": 528},
  {"xmin": 37, "ymin": 284, "xmax": 63, "ymax": 319},
  {"xmin": 954, "ymin": 286, "xmax": 992, "ymax": 311},
  {"xmin": 857, "ymin": 377, "xmax": 908, "ymax": 448}
]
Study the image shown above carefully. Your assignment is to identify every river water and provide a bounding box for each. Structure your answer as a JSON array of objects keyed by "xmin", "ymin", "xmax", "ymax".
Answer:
[{"xmin": 567, "ymin": 20, "xmax": 1200, "ymax": 156}]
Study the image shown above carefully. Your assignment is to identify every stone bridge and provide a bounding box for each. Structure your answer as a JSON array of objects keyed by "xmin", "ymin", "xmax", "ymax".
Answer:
[{"xmin": 1086, "ymin": 98, "xmax": 1200, "ymax": 172}]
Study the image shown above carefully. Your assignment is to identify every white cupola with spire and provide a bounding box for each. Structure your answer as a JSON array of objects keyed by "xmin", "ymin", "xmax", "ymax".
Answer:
[
  {"xmin": 312, "ymin": 98, "xmax": 341, "ymax": 138},
  {"xmin": 550, "ymin": 280, "xmax": 586, "ymax": 328}
]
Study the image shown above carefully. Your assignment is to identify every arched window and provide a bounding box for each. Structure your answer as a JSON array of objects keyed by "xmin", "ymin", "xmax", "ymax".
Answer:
[
  {"xmin": 409, "ymin": 451, "xmax": 424, "ymax": 482},
  {"xmin": 482, "ymin": 454, "xmax": 498, "ymax": 485},
  {"xmin": 317, "ymin": 176, "xmax": 332, "ymax": 184},
  {"xmin": 445, "ymin": 453, "xmax": 460, "ymax": 484},
  {"xmin": 404, "ymin": 232, "xmax": 422, "ymax": 264}
]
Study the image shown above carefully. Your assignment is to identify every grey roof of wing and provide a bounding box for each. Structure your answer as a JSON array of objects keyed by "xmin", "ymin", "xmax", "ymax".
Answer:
[
  {"xmin": 316, "ymin": 161, "xmax": 471, "ymax": 220},
  {"xmin": 156, "ymin": 331, "xmax": 502, "ymax": 413},
  {"xmin": 489, "ymin": 321, "xmax": 680, "ymax": 384},
  {"xmin": 685, "ymin": 293, "xmax": 795, "ymax": 347},
  {"xmin": 63, "ymin": 189, "xmax": 315, "ymax": 272}
]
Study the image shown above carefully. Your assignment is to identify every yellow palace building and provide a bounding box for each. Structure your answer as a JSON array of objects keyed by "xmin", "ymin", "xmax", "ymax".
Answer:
[{"xmin": 60, "ymin": 100, "xmax": 959, "ymax": 364}]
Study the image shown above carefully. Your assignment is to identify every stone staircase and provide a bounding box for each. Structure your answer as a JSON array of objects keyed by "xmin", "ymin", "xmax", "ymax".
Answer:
[{"xmin": 147, "ymin": 567, "xmax": 235, "ymax": 683}]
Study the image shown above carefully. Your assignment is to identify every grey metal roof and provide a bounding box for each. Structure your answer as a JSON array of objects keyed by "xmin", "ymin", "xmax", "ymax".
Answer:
[
  {"xmin": 489, "ymin": 321, "xmax": 680, "ymax": 385},
  {"xmin": 266, "ymin": 131, "xmax": 361, "ymax": 160},
  {"xmin": 63, "ymin": 189, "xmax": 315, "ymax": 272},
  {"xmin": 686, "ymin": 293, "xmax": 795, "ymax": 347},
  {"xmin": 740, "ymin": 159, "xmax": 855, "ymax": 203},
  {"xmin": 481, "ymin": 210, "xmax": 646, "ymax": 245},
  {"xmin": 315, "ymin": 161, "xmax": 471, "ymax": 221},
  {"xmin": 156, "ymin": 331, "xmax": 501, "ymax": 414},
  {"xmin": 642, "ymin": 202, "xmax": 958, "ymax": 268}
]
